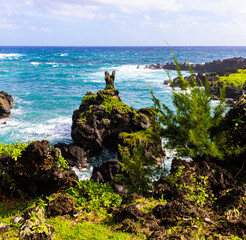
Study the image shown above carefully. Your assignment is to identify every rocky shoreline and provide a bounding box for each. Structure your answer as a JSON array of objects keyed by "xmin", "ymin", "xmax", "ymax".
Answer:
[
  {"xmin": 0, "ymin": 69, "xmax": 245, "ymax": 239},
  {"xmin": 144, "ymin": 57, "xmax": 246, "ymax": 73},
  {"xmin": 0, "ymin": 91, "xmax": 14, "ymax": 121}
]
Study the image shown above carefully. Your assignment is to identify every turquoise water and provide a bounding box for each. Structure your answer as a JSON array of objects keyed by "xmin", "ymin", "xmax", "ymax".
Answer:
[{"xmin": 1, "ymin": 46, "xmax": 246, "ymax": 145}]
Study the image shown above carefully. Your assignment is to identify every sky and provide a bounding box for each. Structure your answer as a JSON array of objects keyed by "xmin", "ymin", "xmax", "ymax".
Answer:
[{"xmin": 0, "ymin": 0, "xmax": 246, "ymax": 46}]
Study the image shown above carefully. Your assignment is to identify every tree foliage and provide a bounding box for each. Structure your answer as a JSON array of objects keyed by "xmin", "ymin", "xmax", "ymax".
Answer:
[{"xmin": 150, "ymin": 52, "xmax": 227, "ymax": 161}]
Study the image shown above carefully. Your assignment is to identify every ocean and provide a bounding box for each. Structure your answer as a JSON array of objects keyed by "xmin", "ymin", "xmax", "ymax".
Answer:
[{"xmin": 1, "ymin": 46, "xmax": 246, "ymax": 177}]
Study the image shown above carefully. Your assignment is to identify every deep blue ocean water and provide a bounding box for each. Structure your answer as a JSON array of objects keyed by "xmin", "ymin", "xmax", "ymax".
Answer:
[{"xmin": 1, "ymin": 46, "xmax": 246, "ymax": 146}]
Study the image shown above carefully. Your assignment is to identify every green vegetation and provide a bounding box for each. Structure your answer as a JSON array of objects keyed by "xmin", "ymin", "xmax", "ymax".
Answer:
[
  {"xmin": 165, "ymin": 165, "xmax": 185, "ymax": 188},
  {"xmin": 119, "ymin": 127, "xmax": 154, "ymax": 147},
  {"xmin": 101, "ymin": 95, "xmax": 139, "ymax": 119},
  {"xmin": 0, "ymin": 142, "xmax": 28, "ymax": 161},
  {"xmin": 48, "ymin": 217, "xmax": 144, "ymax": 240},
  {"xmin": 150, "ymin": 53, "xmax": 227, "ymax": 160},
  {"xmin": 0, "ymin": 198, "xmax": 144, "ymax": 240},
  {"xmin": 180, "ymin": 175, "xmax": 209, "ymax": 206},
  {"xmin": 56, "ymin": 154, "xmax": 68, "ymax": 170},
  {"xmin": 117, "ymin": 127, "xmax": 160, "ymax": 195},
  {"xmin": 81, "ymin": 94, "xmax": 97, "ymax": 105},
  {"xmin": 65, "ymin": 180, "xmax": 122, "ymax": 211},
  {"xmin": 217, "ymin": 69, "xmax": 246, "ymax": 88}
]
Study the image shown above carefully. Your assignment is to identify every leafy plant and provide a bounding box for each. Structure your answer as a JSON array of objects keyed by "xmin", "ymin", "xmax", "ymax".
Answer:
[
  {"xmin": 56, "ymin": 155, "xmax": 68, "ymax": 170},
  {"xmin": 180, "ymin": 175, "xmax": 209, "ymax": 206},
  {"xmin": 0, "ymin": 142, "xmax": 28, "ymax": 161},
  {"xmin": 150, "ymin": 51, "xmax": 227, "ymax": 161},
  {"xmin": 65, "ymin": 180, "xmax": 122, "ymax": 210}
]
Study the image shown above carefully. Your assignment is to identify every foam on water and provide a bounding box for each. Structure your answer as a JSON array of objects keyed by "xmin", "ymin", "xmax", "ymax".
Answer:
[
  {"xmin": 1, "ymin": 46, "xmax": 246, "ymax": 178},
  {"xmin": 0, "ymin": 53, "xmax": 22, "ymax": 59},
  {"xmin": 31, "ymin": 62, "xmax": 40, "ymax": 65}
]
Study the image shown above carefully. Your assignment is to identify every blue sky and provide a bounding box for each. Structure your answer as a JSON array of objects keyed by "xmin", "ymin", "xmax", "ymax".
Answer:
[{"xmin": 0, "ymin": 0, "xmax": 245, "ymax": 46}]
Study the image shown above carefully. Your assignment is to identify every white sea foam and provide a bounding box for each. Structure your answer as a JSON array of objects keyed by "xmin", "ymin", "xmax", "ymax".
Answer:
[
  {"xmin": 0, "ymin": 53, "xmax": 22, "ymax": 59},
  {"xmin": 31, "ymin": 62, "xmax": 40, "ymax": 65},
  {"xmin": 60, "ymin": 53, "xmax": 68, "ymax": 57},
  {"xmin": 73, "ymin": 165, "xmax": 94, "ymax": 180}
]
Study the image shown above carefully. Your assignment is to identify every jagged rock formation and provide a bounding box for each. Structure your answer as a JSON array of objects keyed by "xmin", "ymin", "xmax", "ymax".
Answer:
[
  {"xmin": 69, "ymin": 71, "xmax": 162, "ymax": 167},
  {"xmin": 145, "ymin": 57, "xmax": 246, "ymax": 73},
  {"xmin": 0, "ymin": 91, "xmax": 14, "ymax": 119},
  {"xmin": 0, "ymin": 140, "xmax": 78, "ymax": 197},
  {"xmin": 169, "ymin": 71, "xmax": 245, "ymax": 102}
]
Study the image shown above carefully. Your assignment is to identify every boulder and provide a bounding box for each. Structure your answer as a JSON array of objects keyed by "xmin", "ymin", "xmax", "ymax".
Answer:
[
  {"xmin": 0, "ymin": 91, "xmax": 14, "ymax": 119},
  {"xmin": 91, "ymin": 159, "xmax": 121, "ymax": 184},
  {"xmin": 54, "ymin": 143, "xmax": 88, "ymax": 168},
  {"xmin": 19, "ymin": 207, "xmax": 55, "ymax": 240},
  {"xmin": 0, "ymin": 140, "xmax": 78, "ymax": 197},
  {"xmin": 46, "ymin": 194, "xmax": 76, "ymax": 217}
]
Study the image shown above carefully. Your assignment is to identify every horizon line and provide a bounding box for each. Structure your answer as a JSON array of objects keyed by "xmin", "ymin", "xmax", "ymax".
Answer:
[{"xmin": 1, "ymin": 45, "xmax": 246, "ymax": 48}]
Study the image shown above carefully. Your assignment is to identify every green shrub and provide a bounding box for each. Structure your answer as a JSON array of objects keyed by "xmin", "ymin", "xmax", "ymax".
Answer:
[
  {"xmin": 0, "ymin": 142, "xmax": 28, "ymax": 161},
  {"xmin": 150, "ymin": 51, "xmax": 227, "ymax": 161},
  {"xmin": 65, "ymin": 180, "xmax": 122, "ymax": 210}
]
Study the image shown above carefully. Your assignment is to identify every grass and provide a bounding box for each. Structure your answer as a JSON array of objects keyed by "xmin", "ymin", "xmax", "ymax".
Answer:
[
  {"xmin": 48, "ymin": 216, "xmax": 145, "ymax": 240},
  {"xmin": 217, "ymin": 69, "xmax": 246, "ymax": 88}
]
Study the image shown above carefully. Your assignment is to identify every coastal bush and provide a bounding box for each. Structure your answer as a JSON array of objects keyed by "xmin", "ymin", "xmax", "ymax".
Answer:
[
  {"xmin": 117, "ymin": 125, "xmax": 161, "ymax": 195},
  {"xmin": 64, "ymin": 180, "xmax": 122, "ymax": 211},
  {"xmin": 150, "ymin": 52, "xmax": 227, "ymax": 161},
  {"xmin": 0, "ymin": 142, "xmax": 28, "ymax": 161}
]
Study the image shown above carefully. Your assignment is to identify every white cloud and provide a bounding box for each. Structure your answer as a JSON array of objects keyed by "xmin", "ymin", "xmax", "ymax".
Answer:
[{"xmin": 159, "ymin": 23, "xmax": 170, "ymax": 30}]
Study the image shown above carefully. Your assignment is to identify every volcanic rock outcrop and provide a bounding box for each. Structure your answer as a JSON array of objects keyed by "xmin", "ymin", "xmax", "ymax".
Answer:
[
  {"xmin": 145, "ymin": 57, "xmax": 246, "ymax": 73},
  {"xmin": 0, "ymin": 140, "xmax": 78, "ymax": 197},
  {"xmin": 0, "ymin": 91, "xmax": 14, "ymax": 119},
  {"xmin": 70, "ymin": 71, "xmax": 163, "ymax": 167}
]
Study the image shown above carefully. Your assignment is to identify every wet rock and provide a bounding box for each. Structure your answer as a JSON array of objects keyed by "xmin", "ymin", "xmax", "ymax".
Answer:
[
  {"xmin": 46, "ymin": 194, "xmax": 76, "ymax": 217},
  {"xmin": 54, "ymin": 143, "xmax": 88, "ymax": 168},
  {"xmin": 0, "ymin": 140, "xmax": 78, "ymax": 197},
  {"xmin": 0, "ymin": 91, "xmax": 14, "ymax": 119},
  {"xmin": 19, "ymin": 207, "xmax": 55, "ymax": 240},
  {"xmin": 0, "ymin": 222, "xmax": 9, "ymax": 235}
]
